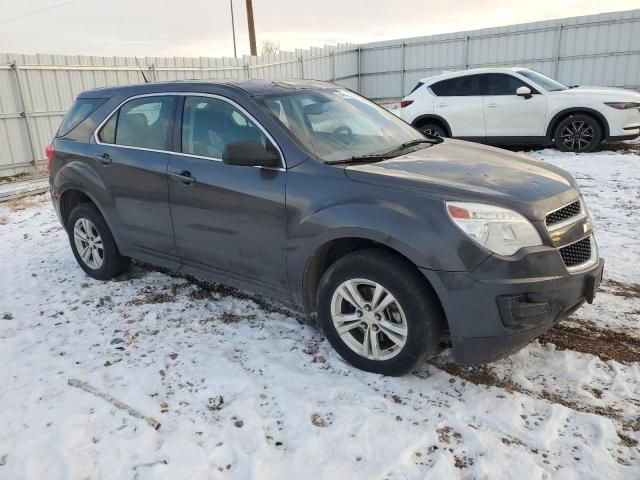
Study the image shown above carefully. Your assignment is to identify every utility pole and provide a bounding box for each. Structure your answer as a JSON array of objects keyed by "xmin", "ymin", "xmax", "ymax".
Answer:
[
  {"xmin": 230, "ymin": 0, "xmax": 237, "ymax": 57},
  {"xmin": 245, "ymin": 0, "xmax": 257, "ymax": 56}
]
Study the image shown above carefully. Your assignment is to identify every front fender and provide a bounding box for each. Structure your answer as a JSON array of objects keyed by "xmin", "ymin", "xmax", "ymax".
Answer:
[{"xmin": 285, "ymin": 164, "xmax": 491, "ymax": 305}]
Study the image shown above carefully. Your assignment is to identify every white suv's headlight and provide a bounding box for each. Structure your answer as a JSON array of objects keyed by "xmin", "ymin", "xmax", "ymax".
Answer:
[{"xmin": 446, "ymin": 202, "xmax": 543, "ymax": 256}]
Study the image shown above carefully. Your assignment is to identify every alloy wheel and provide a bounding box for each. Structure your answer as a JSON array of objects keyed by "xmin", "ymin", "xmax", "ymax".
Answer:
[
  {"xmin": 330, "ymin": 278, "xmax": 408, "ymax": 361},
  {"xmin": 560, "ymin": 121, "xmax": 594, "ymax": 151},
  {"xmin": 422, "ymin": 128, "xmax": 442, "ymax": 138},
  {"xmin": 73, "ymin": 218, "xmax": 104, "ymax": 270}
]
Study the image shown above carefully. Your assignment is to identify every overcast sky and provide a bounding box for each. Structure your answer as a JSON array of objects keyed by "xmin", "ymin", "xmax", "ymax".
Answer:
[{"xmin": 0, "ymin": 0, "xmax": 637, "ymax": 58}]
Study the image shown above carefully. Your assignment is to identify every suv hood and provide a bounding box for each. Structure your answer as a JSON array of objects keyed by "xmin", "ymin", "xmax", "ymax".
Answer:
[
  {"xmin": 557, "ymin": 86, "xmax": 640, "ymax": 101},
  {"xmin": 344, "ymin": 139, "xmax": 578, "ymax": 220}
]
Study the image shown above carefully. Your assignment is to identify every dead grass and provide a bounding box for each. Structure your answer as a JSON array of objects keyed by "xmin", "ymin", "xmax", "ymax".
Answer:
[
  {"xmin": 0, "ymin": 169, "xmax": 47, "ymax": 185},
  {"xmin": 4, "ymin": 194, "xmax": 48, "ymax": 212}
]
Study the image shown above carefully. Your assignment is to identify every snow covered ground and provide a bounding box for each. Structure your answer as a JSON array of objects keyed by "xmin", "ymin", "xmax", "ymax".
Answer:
[{"xmin": 0, "ymin": 143, "xmax": 639, "ymax": 479}]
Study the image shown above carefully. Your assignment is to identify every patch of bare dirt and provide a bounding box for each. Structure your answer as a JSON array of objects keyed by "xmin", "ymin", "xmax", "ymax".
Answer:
[
  {"xmin": 187, "ymin": 278, "xmax": 297, "ymax": 318},
  {"xmin": 0, "ymin": 216, "xmax": 7, "ymax": 225},
  {"xmin": 126, "ymin": 286, "xmax": 176, "ymax": 306},
  {"xmin": 453, "ymin": 455, "xmax": 475, "ymax": 469},
  {"xmin": 538, "ymin": 322, "xmax": 640, "ymax": 364},
  {"xmin": 601, "ymin": 279, "xmax": 640, "ymax": 299},
  {"xmin": 601, "ymin": 141, "xmax": 640, "ymax": 155},
  {"xmin": 436, "ymin": 363, "xmax": 640, "ymax": 439}
]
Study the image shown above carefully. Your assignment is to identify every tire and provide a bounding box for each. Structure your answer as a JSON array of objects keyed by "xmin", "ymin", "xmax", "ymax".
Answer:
[
  {"xmin": 417, "ymin": 122, "xmax": 447, "ymax": 138},
  {"xmin": 317, "ymin": 249, "xmax": 445, "ymax": 376},
  {"xmin": 67, "ymin": 203, "xmax": 129, "ymax": 280},
  {"xmin": 553, "ymin": 114, "xmax": 602, "ymax": 153}
]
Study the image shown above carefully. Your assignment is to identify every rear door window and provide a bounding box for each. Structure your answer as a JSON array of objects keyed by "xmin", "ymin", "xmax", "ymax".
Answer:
[
  {"xmin": 98, "ymin": 96, "xmax": 176, "ymax": 150},
  {"xmin": 430, "ymin": 75, "xmax": 482, "ymax": 96},
  {"xmin": 57, "ymin": 98, "xmax": 106, "ymax": 137},
  {"xmin": 485, "ymin": 74, "xmax": 531, "ymax": 95}
]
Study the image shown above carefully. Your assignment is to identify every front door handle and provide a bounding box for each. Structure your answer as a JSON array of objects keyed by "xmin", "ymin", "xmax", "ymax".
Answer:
[
  {"xmin": 96, "ymin": 153, "xmax": 111, "ymax": 165},
  {"xmin": 170, "ymin": 171, "xmax": 196, "ymax": 185},
  {"xmin": 486, "ymin": 103, "xmax": 498, "ymax": 108}
]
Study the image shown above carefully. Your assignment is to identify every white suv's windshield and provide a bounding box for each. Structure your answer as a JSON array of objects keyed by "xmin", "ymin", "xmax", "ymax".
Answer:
[
  {"xmin": 517, "ymin": 70, "xmax": 568, "ymax": 92},
  {"xmin": 258, "ymin": 89, "xmax": 427, "ymax": 162}
]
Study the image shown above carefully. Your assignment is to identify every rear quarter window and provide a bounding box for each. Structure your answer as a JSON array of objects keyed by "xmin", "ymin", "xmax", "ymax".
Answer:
[
  {"xmin": 409, "ymin": 82, "xmax": 424, "ymax": 94},
  {"xmin": 57, "ymin": 98, "xmax": 106, "ymax": 137}
]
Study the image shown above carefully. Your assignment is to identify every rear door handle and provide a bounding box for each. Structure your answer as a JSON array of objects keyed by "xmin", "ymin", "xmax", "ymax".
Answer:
[
  {"xmin": 486, "ymin": 103, "xmax": 498, "ymax": 108},
  {"xmin": 170, "ymin": 171, "xmax": 196, "ymax": 185},
  {"xmin": 437, "ymin": 103, "xmax": 447, "ymax": 107},
  {"xmin": 96, "ymin": 153, "xmax": 111, "ymax": 165}
]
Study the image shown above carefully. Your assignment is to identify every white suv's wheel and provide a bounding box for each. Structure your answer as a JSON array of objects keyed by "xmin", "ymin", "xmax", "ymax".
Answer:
[
  {"xmin": 418, "ymin": 122, "xmax": 447, "ymax": 138},
  {"xmin": 554, "ymin": 114, "xmax": 602, "ymax": 153}
]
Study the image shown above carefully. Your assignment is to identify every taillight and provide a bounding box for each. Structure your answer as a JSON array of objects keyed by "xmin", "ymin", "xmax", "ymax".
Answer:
[
  {"xmin": 45, "ymin": 143, "xmax": 55, "ymax": 171},
  {"xmin": 400, "ymin": 100, "xmax": 414, "ymax": 108}
]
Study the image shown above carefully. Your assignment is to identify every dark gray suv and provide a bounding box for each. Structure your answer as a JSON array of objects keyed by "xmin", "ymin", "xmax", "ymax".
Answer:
[{"xmin": 48, "ymin": 79, "xmax": 604, "ymax": 375}]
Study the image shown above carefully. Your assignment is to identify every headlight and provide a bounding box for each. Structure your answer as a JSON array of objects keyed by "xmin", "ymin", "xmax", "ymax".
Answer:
[
  {"xmin": 446, "ymin": 202, "xmax": 543, "ymax": 256},
  {"xmin": 604, "ymin": 102, "xmax": 640, "ymax": 110}
]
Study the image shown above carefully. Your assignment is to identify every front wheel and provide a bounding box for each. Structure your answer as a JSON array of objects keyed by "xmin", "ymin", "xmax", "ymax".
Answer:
[
  {"xmin": 317, "ymin": 249, "xmax": 445, "ymax": 376},
  {"xmin": 553, "ymin": 114, "xmax": 602, "ymax": 153}
]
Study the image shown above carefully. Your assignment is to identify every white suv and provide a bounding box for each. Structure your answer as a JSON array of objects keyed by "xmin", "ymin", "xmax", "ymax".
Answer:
[{"xmin": 399, "ymin": 67, "xmax": 640, "ymax": 152}]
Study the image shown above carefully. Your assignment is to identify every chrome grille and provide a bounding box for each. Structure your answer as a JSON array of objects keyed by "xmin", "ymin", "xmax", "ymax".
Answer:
[
  {"xmin": 559, "ymin": 236, "xmax": 591, "ymax": 267},
  {"xmin": 546, "ymin": 200, "xmax": 581, "ymax": 227}
]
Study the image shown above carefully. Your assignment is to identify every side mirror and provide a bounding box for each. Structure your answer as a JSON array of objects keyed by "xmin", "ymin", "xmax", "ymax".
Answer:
[
  {"xmin": 516, "ymin": 86, "xmax": 532, "ymax": 99},
  {"xmin": 222, "ymin": 141, "xmax": 281, "ymax": 168}
]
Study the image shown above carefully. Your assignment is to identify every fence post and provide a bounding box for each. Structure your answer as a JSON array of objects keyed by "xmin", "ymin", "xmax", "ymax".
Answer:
[
  {"xmin": 554, "ymin": 25, "xmax": 564, "ymax": 78},
  {"xmin": 400, "ymin": 42, "xmax": 406, "ymax": 99},
  {"xmin": 464, "ymin": 35, "xmax": 470, "ymax": 69},
  {"xmin": 357, "ymin": 47, "xmax": 362, "ymax": 94},
  {"xmin": 298, "ymin": 55, "xmax": 304, "ymax": 79},
  {"xmin": 10, "ymin": 61, "xmax": 38, "ymax": 167},
  {"xmin": 149, "ymin": 63, "xmax": 157, "ymax": 82},
  {"xmin": 331, "ymin": 51, "xmax": 336, "ymax": 83},
  {"xmin": 244, "ymin": 63, "xmax": 251, "ymax": 79}
]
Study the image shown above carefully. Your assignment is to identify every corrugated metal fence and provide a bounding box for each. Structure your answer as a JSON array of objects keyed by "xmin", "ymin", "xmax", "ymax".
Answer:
[
  {"xmin": 360, "ymin": 8, "xmax": 640, "ymax": 100},
  {"xmin": 0, "ymin": 44, "xmax": 358, "ymax": 176},
  {"xmin": 1, "ymin": 8, "xmax": 639, "ymax": 176}
]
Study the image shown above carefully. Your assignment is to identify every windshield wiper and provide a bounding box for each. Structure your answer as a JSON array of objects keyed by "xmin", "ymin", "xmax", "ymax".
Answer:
[{"xmin": 325, "ymin": 138, "xmax": 439, "ymax": 165}]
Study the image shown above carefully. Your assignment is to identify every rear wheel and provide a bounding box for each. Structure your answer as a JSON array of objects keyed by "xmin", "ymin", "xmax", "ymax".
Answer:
[
  {"xmin": 317, "ymin": 249, "xmax": 445, "ymax": 376},
  {"xmin": 553, "ymin": 114, "xmax": 602, "ymax": 153},
  {"xmin": 417, "ymin": 122, "xmax": 447, "ymax": 139},
  {"xmin": 67, "ymin": 203, "xmax": 129, "ymax": 280}
]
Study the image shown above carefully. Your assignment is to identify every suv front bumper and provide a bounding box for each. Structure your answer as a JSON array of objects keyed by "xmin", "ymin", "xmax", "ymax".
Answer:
[{"xmin": 421, "ymin": 248, "xmax": 604, "ymax": 364}]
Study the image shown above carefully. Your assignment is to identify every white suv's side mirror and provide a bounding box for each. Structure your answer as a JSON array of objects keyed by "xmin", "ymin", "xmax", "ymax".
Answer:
[{"xmin": 516, "ymin": 86, "xmax": 532, "ymax": 99}]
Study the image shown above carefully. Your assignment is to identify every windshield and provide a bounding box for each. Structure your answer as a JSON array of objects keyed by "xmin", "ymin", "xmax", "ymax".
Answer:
[
  {"xmin": 517, "ymin": 69, "xmax": 568, "ymax": 92},
  {"xmin": 256, "ymin": 89, "xmax": 426, "ymax": 162}
]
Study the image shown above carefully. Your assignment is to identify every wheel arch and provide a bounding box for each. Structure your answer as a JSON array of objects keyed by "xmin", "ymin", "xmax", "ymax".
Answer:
[
  {"xmin": 54, "ymin": 160, "xmax": 115, "ymax": 232},
  {"xmin": 546, "ymin": 107, "xmax": 610, "ymax": 141},
  {"xmin": 411, "ymin": 114, "xmax": 452, "ymax": 137},
  {"xmin": 301, "ymin": 236, "xmax": 447, "ymax": 332}
]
